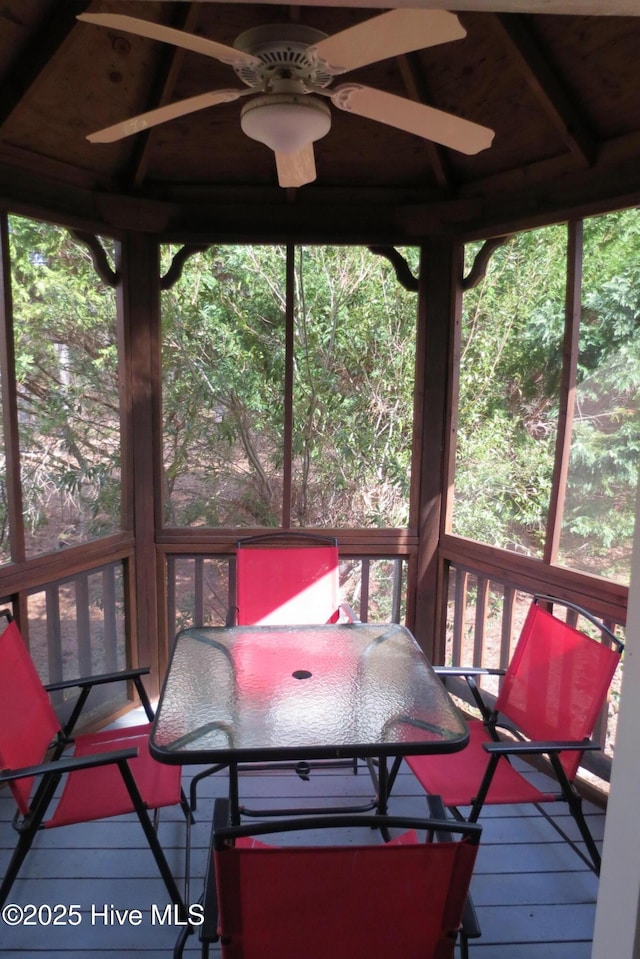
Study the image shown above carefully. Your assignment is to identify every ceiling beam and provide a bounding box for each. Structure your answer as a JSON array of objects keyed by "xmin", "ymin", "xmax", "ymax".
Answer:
[
  {"xmin": 201, "ymin": 0, "xmax": 640, "ymax": 15},
  {"xmin": 491, "ymin": 13, "xmax": 597, "ymax": 167}
]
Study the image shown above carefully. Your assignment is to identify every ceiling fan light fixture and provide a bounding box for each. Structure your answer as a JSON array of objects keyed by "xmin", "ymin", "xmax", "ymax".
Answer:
[{"xmin": 240, "ymin": 94, "xmax": 331, "ymax": 154}]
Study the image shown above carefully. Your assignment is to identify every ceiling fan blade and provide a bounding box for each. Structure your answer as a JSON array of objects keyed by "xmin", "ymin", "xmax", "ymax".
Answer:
[
  {"xmin": 309, "ymin": 10, "xmax": 466, "ymax": 75},
  {"xmin": 331, "ymin": 84, "xmax": 495, "ymax": 156},
  {"xmin": 275, "ymin": 145, "xmax": 317, "ymax": 188},
  {"xmin": 77, "ymin": 13, "xmax": 260, "ymax": 69},
  {"xmin": 87, "ymin": 90, "xmax": 244, "ymax": 144}
]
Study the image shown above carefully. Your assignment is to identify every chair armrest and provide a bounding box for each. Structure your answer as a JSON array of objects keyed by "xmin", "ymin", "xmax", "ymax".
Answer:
[
  {"xmin": 434, "ymin": 667, "xmax": 505, "ymax": 723},
  {"xmin": 0, "ymin": 746, "xmax": 139, "ymax": 785},
  {"xmin": 483, "ymin": 738, "xmax": 600, "ymax": 756},
  {"xmin": 433, "ymin": 666, "xmax": 505, "ymax": 678},
  {"xmin": 46, "ymin": 667, "xmax": 154, "ymax": 736},
  {"xmin": 212, "ymin": 801, "xmax": 482, "ymax": 846},
  {"xmin": 45, "ymin": 666, "xmax": 150, "ymax": 693}
]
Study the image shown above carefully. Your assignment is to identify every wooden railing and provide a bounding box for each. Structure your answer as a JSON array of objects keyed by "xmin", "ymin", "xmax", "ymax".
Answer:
[
  {"xmin": 165, "ymin": 553, "xmax": 406, "ymax": 636},
  {"xmin": 5, "ymin": 534, "xmax": 623, "ymax": 789},
  {"xmin": 1, "ymin": 560, "xmax": 128, "ymax": 727}
]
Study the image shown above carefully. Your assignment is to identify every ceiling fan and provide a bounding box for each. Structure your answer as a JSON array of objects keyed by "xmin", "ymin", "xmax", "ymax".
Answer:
[{"xmin": 78, "ymin": 9, "xmax": 495, "ymax": 188}]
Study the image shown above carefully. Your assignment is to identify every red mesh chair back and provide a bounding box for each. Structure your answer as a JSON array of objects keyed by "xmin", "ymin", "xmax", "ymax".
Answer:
[
  {"xmin": 235, "ymin": 534, "xmax": 339, "ymax": 625},
  {"xmin": 214, "ymin": 831, "xmax": 478, "ymax": 959},
  {"xmin": 0, "ymin": 620, "xmax": 61, "ymax": 814},
  {"xmin": 496, "ymin": 602, "xmax": 621, "ymax": 779}
]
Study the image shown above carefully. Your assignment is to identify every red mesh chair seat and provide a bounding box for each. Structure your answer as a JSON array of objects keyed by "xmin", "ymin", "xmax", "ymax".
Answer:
[
  {"xmin": 406, "ymin": 596, "xmax": 623, "ymax": 873},
  {"xmin": 408, "ymin": 718, "xmax": 558, "ymax": 808},
  {"xmin": 0, "ymin": 613, "xmax": 189, "ymax": 912},
  {"xmin": 1, "ymin": 619, "xmax": 61, "ymax": 815},
  {"xmin": 49, "ymin": 725, "xmax": 182, "ymax": 826}
]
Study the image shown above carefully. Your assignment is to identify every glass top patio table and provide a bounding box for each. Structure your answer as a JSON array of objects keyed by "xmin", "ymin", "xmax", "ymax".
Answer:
[{"xmin": 150, "ymin": 622, "xmax": 468, "ymax": 765}]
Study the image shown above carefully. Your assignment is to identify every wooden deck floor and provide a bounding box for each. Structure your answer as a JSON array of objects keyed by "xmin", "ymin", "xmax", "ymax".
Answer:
[{"xmin": 0, "ymin": 745, "xmax": 603, "ymax": 958}]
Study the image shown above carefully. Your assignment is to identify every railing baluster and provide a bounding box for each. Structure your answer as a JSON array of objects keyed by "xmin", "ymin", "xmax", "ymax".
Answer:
[
  {"xmin": 360, "ymin": 559, "xmax": 370, "ymax": 623},
  {"xmin": 195, "ymin": 557, "xmax": 204, "ymax": 626},
  {"xmin": 473, "ymin": 576, "xmax": 488, "ymax": 666},
  {"xmin": 46, "ymin": 585, "xmax": 63, "ymax": 687},
  {"xmin": 566, "ymin": 606, "xmax": 579, "ymax": 628},
  {"xmin": 228, "ymin": 556, "xmax": 237, "ymax": 621},
  {"xmin": 391, "ymin": 558, "xmax": 402, "ymax": 624},
  {"xmin": 452, "ymin": 569, "xmax": 468, "ymax": 667},
  {"xmin": 500, "ymin": 586, "xmax": 515, "ymax": 672},
  {"xmin": 167, "ymin": 556, "xmax": 177, "ymax": 637},
  {"xmin": 591, "ymin": 616, "xmax": 619, "ymax": 750},
  {"xmin": 76, "ymin": 573, "xmax": 92, "ymax": 676},
  {"xmin": 102, "ymin": 565, "xmax": 119, "ymax": 672}
]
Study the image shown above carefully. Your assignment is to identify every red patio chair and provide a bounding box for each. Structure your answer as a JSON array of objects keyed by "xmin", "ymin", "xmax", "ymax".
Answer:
[
  {"xmin": 190, "ymin": 532, "xmax": 356, "ymax": 809},
  {"xmin": 403, "ymin": 594, "xmax": 623, "ymax": 873},
  {"xmin": 0, "ymin": 609, "xmax": 192, "ymax": 912},
  {"xmin": 228, "ymin": 531, "xmax": 353, "ymax": 626},
  {"xmin": 191, "ymin": 797, "xmax": 481, "ymax": 959}
]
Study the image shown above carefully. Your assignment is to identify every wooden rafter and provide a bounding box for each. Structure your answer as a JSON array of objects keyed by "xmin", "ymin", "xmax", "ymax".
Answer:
[
  {"xmin": 0, "ymin": 0, "xmax": 90, "ymax": 131},
  {"xmin": 126, "ymin": 3, "xmax": 202, "ymax": 188},
  {"xmin": 202, "ymin": 1, "xmax": 640, "ymax": 13},
  {"xmin": 491, "ymin": 13, "xmax": 596, "ymax": 167},
  {"xmin": 396, "ymin": 53, "xmax": 453, "ymax": 192}
]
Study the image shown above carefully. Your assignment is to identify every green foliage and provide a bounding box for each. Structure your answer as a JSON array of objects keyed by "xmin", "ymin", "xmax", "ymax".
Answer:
[
  {"xmin": 455, "ymin": 211, "xmax": 640, "ymax": 582},
  {"xmin": 160, "ymin": 244, "xmax": 417, "ymax": 528},
  {"xmin": 558, "ymin": 210, "xmax": 640, "ymax": 574},
  {"xmin": 289, "ymin": 246, "xmax": 415, "ymax": 526},
  {"xmin": 4, "ymin": 215, "xmax": 120, "ymax": 556},
  {"xmin": 6, "ymin": 206, "xmax": 640, "ymax": 588},
  {"xmin": 454, "ymin": 226, "xmax": 566, "ymax": 553}
]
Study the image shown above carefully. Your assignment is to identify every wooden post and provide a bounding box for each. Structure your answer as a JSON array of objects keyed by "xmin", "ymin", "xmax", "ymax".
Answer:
[
  {"xmin": 0, "ymin": 213, "xmax": 25, "ymax": 568},
  {"xmin": 117, "ymin": 232, "xmax": 162, "ymax": 692},
  {"xmin": 545, "ymin": 219, "xmax": 582, "ymax": 563},
  {"xmin": 411, "ymin": 237, "xmax": 459, "ymax": 659},
  {"xmin": 282, "ymin": 244, "xmax": 294, "ymax": 527}
]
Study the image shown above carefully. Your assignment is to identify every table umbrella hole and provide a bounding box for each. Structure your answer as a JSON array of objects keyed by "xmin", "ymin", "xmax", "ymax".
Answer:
[{"xmin": 292, "ymin": 669, "xmax": 313, "ymax": 680}]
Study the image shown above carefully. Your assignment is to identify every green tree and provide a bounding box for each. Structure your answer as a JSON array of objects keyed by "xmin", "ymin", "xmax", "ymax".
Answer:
[
  {"xmin": 455, "ymin": 210, "xmax": 640, "ymax": 582},
  {"xmin": 160, "ymin": 245, "xmax": 417, "ymax": 528},
  {"xmin": 4, "ymin": 216, "xmax": 120, "ymax": 557},
  {"xmin": 559, "ymin": 210, "xmax": 640, "ymax": 578},
  {"xmin": 454, "ymin": 225, "xmax": 566, "ymax": 552}
]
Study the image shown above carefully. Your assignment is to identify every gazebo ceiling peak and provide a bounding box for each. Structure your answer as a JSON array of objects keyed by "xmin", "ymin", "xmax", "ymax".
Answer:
[{"xmin": 1, "ymin": 1, "xmax": 640, "ymax": 240}]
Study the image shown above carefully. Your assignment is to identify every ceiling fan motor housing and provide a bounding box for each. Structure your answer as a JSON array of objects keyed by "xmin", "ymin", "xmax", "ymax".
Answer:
[{"xmin": 232, "ymin": 24, "xmax": 334, "ymax": 90}]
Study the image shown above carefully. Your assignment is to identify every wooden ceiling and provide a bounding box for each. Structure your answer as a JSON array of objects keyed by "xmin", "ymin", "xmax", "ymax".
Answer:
[{"xmin": 1, "ymin": 0, "xmax": 640, "ymax": 242}]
